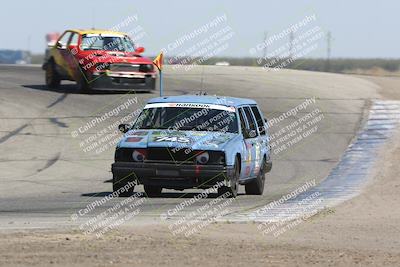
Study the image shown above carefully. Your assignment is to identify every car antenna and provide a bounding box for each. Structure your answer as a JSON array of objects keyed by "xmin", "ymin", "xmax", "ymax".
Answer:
[{"xmin": 91, "ymin": 8, "xmax": 95, "ymax": 30}]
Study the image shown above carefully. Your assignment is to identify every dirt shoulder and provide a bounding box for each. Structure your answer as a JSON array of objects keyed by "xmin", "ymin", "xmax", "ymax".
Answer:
[
  {"xmin": 352, "ymin": 74, "xmax": 400, "ymax": 100},
  {"xmin": 0, "ymin": 221, "xmax": 399, "ymax": 267},
  {"xmin": 1, "ymin": 74, "xmax": 400, "ymax": 267}
]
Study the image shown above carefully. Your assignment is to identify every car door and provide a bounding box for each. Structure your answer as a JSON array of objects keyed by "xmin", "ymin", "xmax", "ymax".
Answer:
[
  {"xmin": 239, "ymin": 106, "xmax": 259, "ymax": 178},
  {"xmin": 65, "ymin": 32, "xmax": 80, "ymax": 80},
  {"xmin": 238, "ymin": 107, "xmax": 249, "ymax": 179},
  {"xmin": 53, "ymin": 31, "xmax": 73, "ymax": 77},
  {"xmin": 250, "ymin": 105, "xmax": 269, "ymax": 174}
]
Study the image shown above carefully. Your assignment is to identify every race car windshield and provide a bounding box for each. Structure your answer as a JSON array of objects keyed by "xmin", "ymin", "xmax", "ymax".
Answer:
[
  {"xmin": 133, "ymin": 107, "xmax": 238, "ymax": 133},
  {"xmin": 80, "ymin": 35, "xmax": 135, "ymax": 52}
]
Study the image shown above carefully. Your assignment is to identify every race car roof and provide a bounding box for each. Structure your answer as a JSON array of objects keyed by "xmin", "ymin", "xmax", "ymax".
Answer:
[
  {"xmin": 147, "ymin": 95, "xmax": 257, "ymax": 107},
  {"xmin": 69, "ymin": 29, "xmax": 127, "ymax": 36}
]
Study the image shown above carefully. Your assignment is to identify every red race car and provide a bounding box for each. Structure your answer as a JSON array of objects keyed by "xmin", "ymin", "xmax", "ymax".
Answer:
[{"xmin": 42, "ymin": 29, "xmax": 156, "ymax": 92}]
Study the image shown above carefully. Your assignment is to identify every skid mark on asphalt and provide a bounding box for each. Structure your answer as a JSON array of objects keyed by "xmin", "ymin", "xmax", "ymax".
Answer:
[
  {"xmin": 220, "ymin": 100, "xmax": 400, "ymax": 222},
  {"xmin": 46, "ymin": 93, "xmax": 67, "ymax": 108},
  {"xmin": 49, "ymin": 117, "xmax": 68, "ymax": 128},
  {"xmin": 0, "ymin": 124, "xmax": 28, "ymax": 144},
  {"xmin": 36, "ymin": 152, "xmax": 61, "ymax": 173}
]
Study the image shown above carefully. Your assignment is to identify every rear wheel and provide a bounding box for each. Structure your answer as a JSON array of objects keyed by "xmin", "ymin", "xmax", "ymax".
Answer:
[
  {"xmin": 144, "ymin": 185, "xmax": 162, "ymax": 197},
  {"xmin": 112, "ymin": 177, "xmax": 134, "ymax": 197},
  {"xmin": 45, "ymin": 61, "xmax": 60, "ymax": 89},
  {"xmin": 218, "ymin": 157, "xmax": 240, "ymax": 198},
  {"xmin": 245, "ymin": 158, "xmax": 266, "ymax": 195}
]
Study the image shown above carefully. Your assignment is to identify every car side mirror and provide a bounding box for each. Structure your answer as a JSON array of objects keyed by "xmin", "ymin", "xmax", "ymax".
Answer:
[
  {"xmin": 118, "ymin": 124, "xmax": 130, "ymax": 133},
  {"xmin": 135, "ymin": 46, "xmax": 145, "ymax": 53},
  {"xmin": 56, "ymin": 41, "xmax": 63, "ymax": 49}
]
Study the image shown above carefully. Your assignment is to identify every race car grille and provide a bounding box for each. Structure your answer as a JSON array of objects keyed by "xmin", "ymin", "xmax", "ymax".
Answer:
[
  {"xmin": 109, "ymin": 64, "xmax": 153, "ymax": 73},
  {"xmin": 111, "ymin": 77, "xmax": 146, "ymax": 84},
  {"xmin": 147, "ymin": 148, "xmax": 201, "ymax": 163},
  {"xmin": 110, "ymin": 63, "xmax": 140, "ymax": 72},
  {"xmin": 115, "ymin": 148, "xmax": 225, "ymax": 165}
]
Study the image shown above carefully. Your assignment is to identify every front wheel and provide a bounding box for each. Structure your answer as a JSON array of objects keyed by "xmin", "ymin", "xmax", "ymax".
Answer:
[
  {"xmin": 245, "ymin": 158, "xmax": 266, "ymax": 195},
  {"xmin": 218, "ymin": 157, "xmax": 240, "ymax": 198},
  {"xmin": 76, "ymin": 70, "xmax": 90, "ymax": 93}
]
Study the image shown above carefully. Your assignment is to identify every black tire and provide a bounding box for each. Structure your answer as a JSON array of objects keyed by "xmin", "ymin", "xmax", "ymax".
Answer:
[
  {"xmin": 245, "ymin": 158, "xmax": 266, "ymax": 195},
  {"xmin": 45, "ymin": 61, "xmax": 61, "ymax": 89},
  {"xmin": 144, "ymin": 185, "xmax": 162, "ymax": 197},
  {"xmin": 112, "ymin": 177, "xmax": 135, "ymax": 197},
  {"xmin": 218, "ymin": 157, "xmax": 240, "ymax": 198},
  {"xmin": 76, "ymin": 69, "xmax": 90, "ymax": 93}
]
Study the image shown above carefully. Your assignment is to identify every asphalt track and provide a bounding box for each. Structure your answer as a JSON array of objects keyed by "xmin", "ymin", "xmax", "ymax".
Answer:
[{"xmin": 0, "ymin": 64, "xmax": 381, "ymax": 229}]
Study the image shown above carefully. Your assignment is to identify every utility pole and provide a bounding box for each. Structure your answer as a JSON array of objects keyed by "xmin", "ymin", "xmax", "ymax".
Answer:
[
  {"xmin": 263, "ymin": 31, "xmax": 268, "ymax": 60},
  {"xmin": 289, "ymin": 30, "xmax": 294, "ymax": 59},
  {"xmin": 27, "ymin": 35, "xmax": 31, "ymax": 52},
  {"xmin": 27, "ymin": 35, "xmax": 31, "ymax": 63},
  {"xmin": 326, "ymin": 31, "xmax": 332, "ymax": 72}
]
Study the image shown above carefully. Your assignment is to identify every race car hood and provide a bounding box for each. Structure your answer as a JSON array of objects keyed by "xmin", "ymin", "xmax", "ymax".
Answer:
[
  {"xmin": 78, "ymin": 50, "xmax": 153, "ymax": 65},
  {"xmin": 118, "ymin": 129, "xmax": 239, "ymax": 151}
]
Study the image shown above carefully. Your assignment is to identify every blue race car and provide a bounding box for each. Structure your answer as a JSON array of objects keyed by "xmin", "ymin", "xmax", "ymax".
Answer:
[{"xmin": 112, "ymin": 95, "xmax": 272, "ymax": 197}]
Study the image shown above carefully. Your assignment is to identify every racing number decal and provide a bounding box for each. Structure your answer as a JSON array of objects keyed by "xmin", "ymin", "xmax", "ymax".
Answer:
[
  {"xmin": 254, "ymin": 143, "xmax": 261, "ymax": 175},
  {"xmin": 155, "ymin": 136, "xmax": 190, "ymax": 143},
  {"xmin": 246, "ymin": 143, "xmax": 252, "ymax": 161},
  {"xmin": 245, "ymin": 142, "xmax": 252, "ymax": 176}
]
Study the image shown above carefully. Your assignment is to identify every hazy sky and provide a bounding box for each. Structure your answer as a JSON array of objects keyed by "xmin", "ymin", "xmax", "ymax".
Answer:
[{"xmin": 0, "ymin": 0, "xmax": 399, "ymax": 58}]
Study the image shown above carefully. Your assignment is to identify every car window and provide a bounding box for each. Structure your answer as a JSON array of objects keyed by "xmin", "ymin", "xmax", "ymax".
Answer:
[
  {"xmin": 58, "ymin": 32, "xmax": 72, "ymax": 49},
  {"xmin": 251, "ymin": 105, "xmax": 266, "ymax": 135},
  {"xmin": 243, "ymin": 106, "xmax": 258, "ymax": 137},
  {"xmin": 238, "ymin": 108, "xmax": 247, "ymax": 134},
  {"xmin": 134, "ymin": 107, "xmax": 238, "ymax": 133},
  {"xmin": 69, "ymin": 33, "xmax": 79, "ymax": 46},
  {"xmin": 81, "ymin": 35, "xmax": 135, "ymax": 52}
]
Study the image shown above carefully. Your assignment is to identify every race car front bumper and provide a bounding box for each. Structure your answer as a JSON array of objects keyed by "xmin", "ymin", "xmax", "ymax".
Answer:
[
  {"xmin": 111, "ymin": 162, "xmax": 235, "ymax": 189},
  {"xmin": 91, "ymin": 72, "xmax": 156, "ymax": 91}
]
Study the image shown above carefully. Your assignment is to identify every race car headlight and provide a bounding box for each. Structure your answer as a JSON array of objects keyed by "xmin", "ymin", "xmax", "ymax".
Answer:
[
  {"xmin": 216, "ymin": 153, "xmax": 225, "ymax": 165},
  {"xmin": 196, "ymin": 152, "xmax": 209, "ymax": 164},
  {"xmin": 139, "ymin": 64, "xmax": 154, "ymax": 72},
  {"xmin": 132, "ymin": 149, "xmax": 146, "ymax": 162}
]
